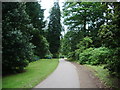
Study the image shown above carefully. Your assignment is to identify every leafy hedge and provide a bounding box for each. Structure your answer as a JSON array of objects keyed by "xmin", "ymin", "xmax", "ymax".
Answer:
[
  {"xmin": 105, "ymin": 47, "xmax": 120, "ymax": 77},
  {"xmin": 78, "ymin": 47, "xmax": 120, "ymax": 77},
  {"xmin": 79, "ymin": 47, "xmax": 109, "ymax": 65}
]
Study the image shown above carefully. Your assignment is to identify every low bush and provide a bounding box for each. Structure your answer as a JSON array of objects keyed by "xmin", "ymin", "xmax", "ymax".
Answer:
[
  {"xmin": 79, "ymin": 47, "xmax": 109, "ymax": 65},
  {"xmin": 79, "ymin": 46, "xmax": 120, "ymax": 77},
  {"xmin": 3, "ymin": 30, "xmax": 34, "ymax": 75},
  {"xmin": 89, "ymin": 47, "xmax": 109, "ymax": 65},
  {"xmin": 105, "ymin": 47, "xmax": 120, "ymax": 77},
  {"xmin": 79, "ymin": 48, "xmax": 93, "ymax": 64}
]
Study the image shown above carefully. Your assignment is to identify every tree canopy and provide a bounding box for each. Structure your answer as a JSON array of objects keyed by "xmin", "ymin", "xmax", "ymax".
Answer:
[
  {"xmin": 47, "ymin": 2, "xmax": 62, "ymax": 57},
  {"xmin": 61, "ymin": 2, "xmax": 120, "ymax": 77}
]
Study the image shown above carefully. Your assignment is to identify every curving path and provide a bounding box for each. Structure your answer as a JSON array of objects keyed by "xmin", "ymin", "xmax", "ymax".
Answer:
[{"xmin": 34, "ymin": 58, "xmax": 80, "ymax": 88}]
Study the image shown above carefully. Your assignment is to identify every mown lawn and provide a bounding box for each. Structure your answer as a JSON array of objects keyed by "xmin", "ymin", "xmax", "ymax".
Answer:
[
  {"xmin": 86, "ymin": 65, "xmax": 120, "ymax": 88},
  {"xmin": 2, "ymin": 59, "xmax": 59, "ymax": 88}
]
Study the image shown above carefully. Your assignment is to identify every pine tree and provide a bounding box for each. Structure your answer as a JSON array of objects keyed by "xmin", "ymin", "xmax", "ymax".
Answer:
[
  {"xmin": 63, "ymin": 2, "xmax": 107, "ymax": 47},
  {"xmin": 47, "ymin": 2, "xmax": 62, "ymax": 57}
]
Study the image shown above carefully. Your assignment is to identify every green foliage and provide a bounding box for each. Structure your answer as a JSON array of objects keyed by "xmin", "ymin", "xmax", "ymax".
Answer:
[
  {"xmin": 86, "ymin": 65, "xmax": 120, "ymax": 88},
  {"xmin": 105, "ymin": 47, "xmax": 120, "ymax": 77},
  {"xmin": 74, "ymin": 36, "xmax": 93, "ymax": 60},
  {"xmin": 79, "ymin": 47, "xmax": 109, "ymax": 65},
  {"xmin": 63, "ymin": 2, "xmax": 106, "ymax": 38},
  {"xmin": 62, "ymin": 2, "xmax": 120, "ymax": 77},
  {"xmin": 88, "ymin": 47, "xmax": 109, "ymax": 65},
  {"xmin": 98, "ymin": 3, "xmax": 120, "ymax": 48},
  {"xmin": 31, "ymin": 34, "xmax": 49, "ymax": 58},
  {"xmin": 98, "ymin": 3, "xmax": 120, "ymax": 76},
  {"xmin": 47, "ymin": 2, "xmax": 62, "ymax": 57},
  {"xmin": 77, "ymin": 36, "xmax": 93, "ymax": 49},
  {"xmin": 2, "ymin": 2, "xmax": 49, "ymax": 75},
  {"xmin": 61, "ymin": 30, "xmax": 83, "ymax": 58},
  {"xmin": 25, "ymin": 2, "xmax": 49, "ymax": 58},
  {"xmin": 26, "ymin": 2, "xmax": 45, "ymax": 34},
  {"xmin": 67, "ymin": 51, "xmax": 75, "ymax": 60},
  {"xmin": 2, "ymin": 3, "xmax": 34, "ymax": 74},
  {"xmin": 98, "ymin": 24, "xmax": 118, "ymax": 48},
  {"xmin": 45, "ymin": 53, "xmax": 53, "ymax": 59},
  {"xmin": 3, "ymin": 30, "xmax": 34, "ymax": 73},
  {"xmin": 79, "ymin": 48, "xmax": 94, "ymax": 64}
]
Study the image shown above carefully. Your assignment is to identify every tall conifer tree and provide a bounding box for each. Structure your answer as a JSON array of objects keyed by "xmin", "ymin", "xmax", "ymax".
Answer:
[{"xmin": 47, "ymin": 2, "xmax": 62, "ymax": 57}]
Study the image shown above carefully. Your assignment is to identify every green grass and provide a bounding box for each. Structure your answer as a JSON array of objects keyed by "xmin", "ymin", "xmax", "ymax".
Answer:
[
  {"xmin": 2, "ymin": 59, "xmax": 59, "ymax": 88},
  {"xmin": 86, "ymin": 65, "xmax": 119, "ymax": 88}
]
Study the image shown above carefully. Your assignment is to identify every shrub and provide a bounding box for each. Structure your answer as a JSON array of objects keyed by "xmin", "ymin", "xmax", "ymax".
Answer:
[
  {"xmin": 67, "ymin": 51, "xmax": 76, "ymax": 61},
  {"xmin": 89, "ymin": 47, "xmax": 109, "ymax": 65},
  {"xmin": 79, "ymin": 47, "xmax": 109, "ymax": 65},
  {"xmin": 79, "ymin": 48, "xmax": 94, "ymax": 64},
  {"xmin": 105, "ymin": 47, "xmax": 120, "ymax": 77},
  {"xmin": 45, "ymin": 51, "xmax": 53, "ymax": 59},
  {"xmin": 75, "ymin": 49, "xmax": 81, "ymax": 61},
  {"xmin": 3, "ymin": 30, "xmax": 34, "ymax": 74}
]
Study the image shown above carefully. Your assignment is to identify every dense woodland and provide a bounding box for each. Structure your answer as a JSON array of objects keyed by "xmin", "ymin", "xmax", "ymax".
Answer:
[
  {"xmin": 2, "ymin": 1, "xmax": 120, "ymax": 79},
  {"xmin": 2, "ymin": 2, "xmax": 61, "ymax": 75},
  {"xmin": 61, "ymin": 2, "xmax": 120, "ymax": 77}
]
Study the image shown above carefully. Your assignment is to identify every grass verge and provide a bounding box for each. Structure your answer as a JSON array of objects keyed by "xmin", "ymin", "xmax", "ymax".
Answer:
[
  {"xmin": 2, "ymin": 59, "xmax": 59, "ymax": 88},
  {"xmin": 86, "ymin": 65, "xmax": 120, "ymax": 88}
]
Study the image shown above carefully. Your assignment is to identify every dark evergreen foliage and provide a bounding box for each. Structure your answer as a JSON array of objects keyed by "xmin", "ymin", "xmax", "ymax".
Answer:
[
  {"xmin": 47, "ymin": 2, "xmax": 62, "ymax": 57},
  {"xmin": 25, "ymin": 2, "xmax": 50, "ymax": 58},
  {"xmin": 2, "ymin": 2, "xmax": 49, "ymax": 75},
  {"xmin": 2, "ymin": 3, "xmax": 34, "ymax": 74}
]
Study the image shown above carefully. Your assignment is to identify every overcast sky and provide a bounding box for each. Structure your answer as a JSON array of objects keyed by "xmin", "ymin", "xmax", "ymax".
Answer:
[
  {"xmin": 39, "ymin": 0, "xmax": 67, "ymax": 35},
  {"xmin": 38, "ymin": 0, "xmax": 120, "ymax": 35},
  {"xmin": 40, "ymin": 0, "xmax": 64, "ymax": 19}
]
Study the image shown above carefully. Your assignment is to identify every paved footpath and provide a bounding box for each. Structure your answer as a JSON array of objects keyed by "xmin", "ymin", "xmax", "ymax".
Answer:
[{"xmin": 34, "ymin": 59, "xmax": 80, "ymax": 88}]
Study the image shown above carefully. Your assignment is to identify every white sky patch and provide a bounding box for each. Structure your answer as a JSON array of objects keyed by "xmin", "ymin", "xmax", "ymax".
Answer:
[
  {"xmin": 39, "ymin": 0, "xmax": 65, "ymax": 19},
  {"xmin": 38, "ymin": 0, "xmax": 67, "ymax": 36},
  {"xmin": 39, "ymin": 0, "xmax": 54, "ymax": 19}
]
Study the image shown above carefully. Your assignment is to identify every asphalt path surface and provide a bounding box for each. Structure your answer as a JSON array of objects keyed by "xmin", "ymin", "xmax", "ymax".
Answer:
[{"xmin": 34, "ymin": 58, "xmax": 80, "ymax": 88}]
